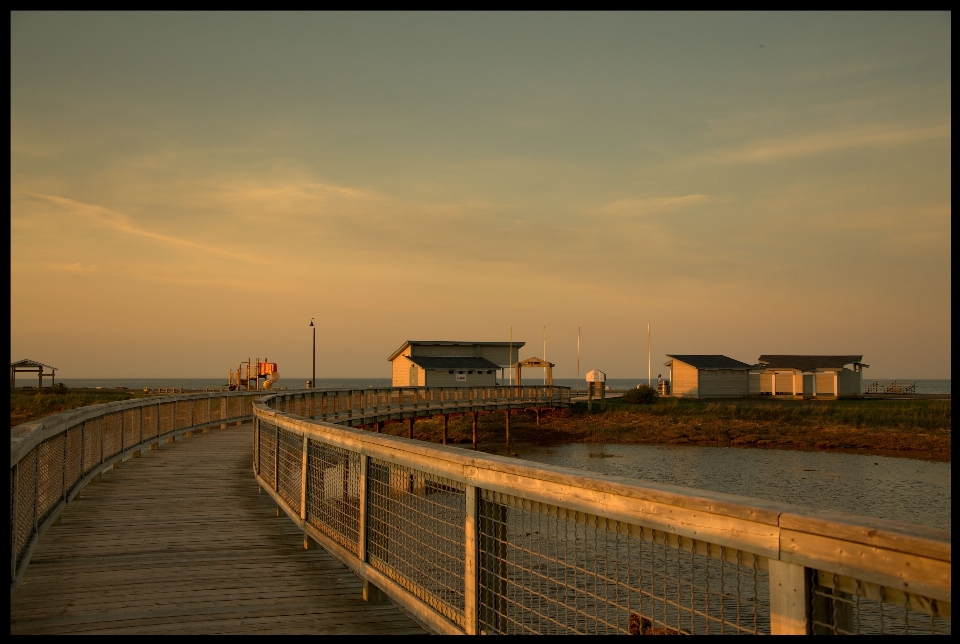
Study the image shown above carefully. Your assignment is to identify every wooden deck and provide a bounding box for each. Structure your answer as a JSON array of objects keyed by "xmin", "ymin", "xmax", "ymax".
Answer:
[{"xmin": 10, "ymin": 424, "xmax": 425, "ymax": 634}]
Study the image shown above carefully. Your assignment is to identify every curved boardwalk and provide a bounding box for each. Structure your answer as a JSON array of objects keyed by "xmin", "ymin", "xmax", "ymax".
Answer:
[{"xmin": 10, "ymin": 424, "xmax": 424, "ymax": 635}]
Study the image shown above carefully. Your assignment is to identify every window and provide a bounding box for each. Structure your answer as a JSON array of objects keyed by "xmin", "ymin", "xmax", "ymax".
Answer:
[
  {"xmin": 468, "ymin": 370, "xmax": 474, "ymax": 374},
  {"xmin": 449, "ymin": 370, "xmax": 454, "ymax": 374},
  {"xmin": 458, "ymin": 371, "xmax": 463, "ymax": 374},
  {"xmin": 487, "ymin": 370, "xmax": 492, "ymax": 374}
]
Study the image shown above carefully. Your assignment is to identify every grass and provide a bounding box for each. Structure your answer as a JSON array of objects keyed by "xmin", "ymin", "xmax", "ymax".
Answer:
[
  {"xmin": 10, "ymin": 387, "xmax": 155, "ymax": 428},
  {"xmin": 376, "ymin": 396, "xmax": 951, "ymax": 458}
]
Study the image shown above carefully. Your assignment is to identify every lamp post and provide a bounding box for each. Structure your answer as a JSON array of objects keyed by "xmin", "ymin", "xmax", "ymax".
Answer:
[{"xmin": 309, "ymin": 318, "xmax": 316, "ymax": 388}]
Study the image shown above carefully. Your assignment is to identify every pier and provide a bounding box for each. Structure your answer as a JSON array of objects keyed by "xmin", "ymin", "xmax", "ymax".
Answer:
[{"xmin": 11, "ymin": 387, "xmax": 951, "ymax": 634}]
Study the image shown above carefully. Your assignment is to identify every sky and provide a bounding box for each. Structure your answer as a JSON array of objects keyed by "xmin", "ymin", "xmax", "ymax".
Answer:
[{"xmin": 10, "ymin": 12, "xmax": 951, "ymax": 379}]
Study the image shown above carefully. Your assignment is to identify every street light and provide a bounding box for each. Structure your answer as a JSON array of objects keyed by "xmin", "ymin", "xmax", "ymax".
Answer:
[{"xmin": 309, "ymin": 318, "xmax": 316, "ymax": 389}]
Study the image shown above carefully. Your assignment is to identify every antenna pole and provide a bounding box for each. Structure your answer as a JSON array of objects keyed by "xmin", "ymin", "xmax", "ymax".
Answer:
[
  {"xmin": 543, "ymin": 326, "xmax": 546, "ymax": 385},
  {"xmin": 509, "ymin": 326, "xmax": 513, "ymax": 386},
  {"xmin": 577, "ymin": 326, "xmax": 580, "ymax": 385},
  {"xmin": 647, "ymin": 324, "xmax": 651, "ymax": 387}
]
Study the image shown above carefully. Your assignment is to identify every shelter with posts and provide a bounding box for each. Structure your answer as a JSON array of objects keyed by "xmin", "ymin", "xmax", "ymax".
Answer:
[
  {"xmin": 663, "ymin": 355, "xmax": 755, "ymax": 399},
  {"xmin": 515, "ymin": 357, "xmax": 554, "ymax": 385},
  {"xmin": 756, "ymin": 355, "xmax": 868, "ymax": 398},
  {"xmin": 388, "ymin": 340, "xmax": 524, "ymax": 387},
  {"xmin": 10, "ymin": 359, "xmax": 57, "ymax": 390}
]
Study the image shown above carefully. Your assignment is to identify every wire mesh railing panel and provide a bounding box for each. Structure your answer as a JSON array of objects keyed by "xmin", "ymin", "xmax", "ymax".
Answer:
[
  {"xmin": 367, "ymin": 458, "xmax": 467, "ymax": 626},
  {"xmin": 229, "ymin": 396, "xmax": 242, "ymax": 419},
  {"xmin": 65, "ymin": 424, "xmax": 83, "ymax": 490},
  {"xmin": 82, "ymin": 417, "xmax": 103, "ymax": 474},
  {"xmin": 143, "ymin": 404, "xmax": 159, "ymax": 439},
  {"xmin": 176, "ymin": 400, "xmax": 193, "ymax": 429},
  {"xmin": 15, "ymin": 448, "xmax": 38, "ymax": 569},
  {"xmin": 123, "ymin": 408, "xmax": 140, "ymax": 448},
  {"xmin": 103, "ymin": 412, "xmax": 122, "ymax": 458},
  {"xmin": 258, "ymin": 422, "xmax": 277, "ymax": 486},
  {"xmin": 277, "ymin": 428, "xmax": 303, "ymax": 510},
  {"xmin": 810, "ymin": 570, "xmax": 950, "ymax": 635},
  {"xmin": 210, "ymin": 397, "xmax": 223, "ymax": 421},
  {"xmin": 194, "ymin": 398, "xmax": 209, "ymax": 425},
  {"xmin": 243, "ymin": 395, "xmax": 254, "ymax": 417},
  {"xmin": 159, "ymin": 402, "xmax": 175, "ymax": 434},
  {"xmin": 37, "ymin": 435, "xmax": 65, "ymax": 524},
  {"xmin": 478, "ymin": 491, "xmax": 769, "ymax": 635},
  {"xmin": 305, "ymin": 440, "xmax": 361, "ymax": 556}
]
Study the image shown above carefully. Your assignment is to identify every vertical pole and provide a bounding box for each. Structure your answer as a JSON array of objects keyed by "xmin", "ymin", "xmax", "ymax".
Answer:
[
  {"xmin": 358, "ymin": 454, "xmax": 369, "ymax": 561},
  {"xmin": 577, "ymin": 326, "xmax": 580, "ymax": 389},
  {"xmin": 535, "ymin": 407, "xmax": 540, "ymax": 426},
  {"xmin": 408, "ymin": 417, "xmax": 414, "ymax": 439},
  {"xmin": 504, "ymin": 410, "xmax": 510, "ymax": 453},
  {"xmin": 509, "ymin": 327, "xmax": 513, "ymax": 386},
  {"xmin": 442, "ymin": 414, "xmax": 448, "ymax": 445},
  {"xmin": 648, "ymin": 323, "xmax": 651, "ymax": 387},
  {"xmin": 472, "ymin": 411, "xmax": 478, "ymax": 450},
  {"xmin": 769, "ymin": 559, "xmax": 810, "ymax": 634},
  {"xmin": 464, "ymin": 485, "xmax": 479, "ymax": 635},
  {"xmin": 312, "ymin": 324, "xmax": 316, "ymax": 389},
  {"xmin": 11, "ymin": 463, "xmax": 19, "ymax": 582},
  {"xmin": 300, "ymin": 435, "xmax": 308, "ymax": 521},
  {"xmin": 542, "ymin": 326, "xmax": 546, "ymax": 385},
  {"xmin": 588, "ymin": 381, "xmax": 593, "ymax": 411}
]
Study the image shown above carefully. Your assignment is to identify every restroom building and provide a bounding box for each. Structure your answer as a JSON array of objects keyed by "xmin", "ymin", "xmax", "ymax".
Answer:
[
  {"xmin": 388, "ymin": 340, "xmax": 524, "ymax": 387},
  {"xmin": 663, "ymin": 355, "xmax": 756, "ymax": 399},
  {"xmin": 755, "ymin": 355, "xmax": 868, "ymax": 397}
]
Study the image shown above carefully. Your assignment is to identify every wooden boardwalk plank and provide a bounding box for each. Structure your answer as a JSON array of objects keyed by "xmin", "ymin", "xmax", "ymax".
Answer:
[{"xmin": 10, "ymin": 424, "xmax": 426, "ymax": 635}]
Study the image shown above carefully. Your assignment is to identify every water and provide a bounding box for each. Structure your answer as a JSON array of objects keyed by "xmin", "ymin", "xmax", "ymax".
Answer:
[
  {"xmin": 48, "ymin": 377, "xmax": 952, "ymax": 394},
  {"xmin": 494, "ymin": 442, "xmax": 951, "ymax": 530}
]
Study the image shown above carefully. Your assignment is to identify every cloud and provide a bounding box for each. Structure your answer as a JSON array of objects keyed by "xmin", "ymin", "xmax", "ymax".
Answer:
[
  {"xmin": 600, "ymin": 194, "xmax": 714, "ymax": 217},
  {"xmin": 47, "ymin": 262, "xmax": 99, "ymax": 273},
  {"xmin": 25, "ymin": 192, "xmax": 265, "ymax": 264},
  {"xmin": 710, "ymin": 124, "xmax": 949, "ymax": 164}
]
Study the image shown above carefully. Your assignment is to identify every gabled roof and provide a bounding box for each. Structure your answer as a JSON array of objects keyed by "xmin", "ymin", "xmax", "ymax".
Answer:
[
  {"xmin": 388, "ymin": 340, "xmax": 525, "ymax": 362},
  {"xmin": 404, "ymin": 356, "xmax": 502, "ymax": 370},
  {"xmin": 11, "ymin": 359, "xmax": 57, "ymax": 370},
  {"xmin": 757, "ymin": 355, "xmax": 865, "ymax": 371},
  {"xmin": 666, "ymin": 355, "xmax": 753, "ymax": 370}
]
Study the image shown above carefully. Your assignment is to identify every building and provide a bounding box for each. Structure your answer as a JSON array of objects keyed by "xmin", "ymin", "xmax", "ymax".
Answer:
[
  {"xmin": 756, "ymin": 355, "xmax": 868, "ymax": 398},
  {"xmin": 387, "ymin": 341, "xmax": 524, "ymax": 387},
  {"xmin": 663, "ymin": 355, "xmax": 755, "ymax": 399}
]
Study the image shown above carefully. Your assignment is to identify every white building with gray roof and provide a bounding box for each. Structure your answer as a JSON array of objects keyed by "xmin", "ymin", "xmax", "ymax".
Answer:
[{"xmin": 388, "ymin": 341, "xmax": 524, "ymax": 387}]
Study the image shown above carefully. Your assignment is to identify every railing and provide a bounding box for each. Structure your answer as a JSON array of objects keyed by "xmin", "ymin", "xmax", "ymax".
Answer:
[
  {"xmin": 9, "ymin": 390, "xmax": 266, "ymax": 590},
  {"xmin": 255, "ymin": 387, "xmax": 951, "ymax": 635}
]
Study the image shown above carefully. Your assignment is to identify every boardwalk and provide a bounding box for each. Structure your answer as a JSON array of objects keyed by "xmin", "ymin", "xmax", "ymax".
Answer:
[{"xmin": 10, "ymin": 424, "xmax": 425, "ymax": 635}]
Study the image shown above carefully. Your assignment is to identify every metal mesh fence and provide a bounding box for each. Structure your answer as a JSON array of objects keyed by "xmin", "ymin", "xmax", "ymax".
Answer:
[
  {"xmin": 65, "ymin": 425, "xmax": 84, "ymax": 491},
  {"xmin": 258, "ymin": 422, "xmax": 277, "ymax": 486},
  {"xmin": 194, "ymin": 398, "xmax": 209, "ymax": 425},
  {"xmin": 82, "ymin": 417, "xmax": 103, "ymax": 475},
  {"xmin": 368, "ymin": 458, "xmax": 467, "ymax": 627},
  {"xmin": 229, "ymin": 396, "xmax": 242, "ymax": 419},
  {"xmin": 176, "ymin": 399, "xmax": 192, "ymax": 429},
  {"xmin": 15, "ymin": 448, "xmax": 38, "ymax": 568},
  {"xmin": 478, "ymin": 491, "xmax": 769, "ymax": 635},
  {"xmin": 37, "ymin": 435, "xmax": 65, "ymax": 524},
  {"xmin": 242, "ymin": 395, "xmax": 254, "ymax": 417},
  {"xmin": 123, "ymin": 408, "xmax": 140, "ymax": 448},
  {"xmin": 810, "ymin": 570, "xmax": 951, "ymax": 635},
  {"xmin": 210, "ymin": 397, "xmax": 223, "ymax": 422},
  {"xmin": 103, "ymin": 412, "xmax": 122, "ymax": 458},
  {"xmin": 143, "ymin": 404, "xmax": 159, "ymax": 439},
  {"xmin": 159, "ymin": 402, "xmax": 175, "ymax": 434},
  {"xmin": 277, "ymin": 429, "xmax": 303, "ymax": 510},
  {"xmin": 305, "ymin": 440, "xmax": 361, "ymax": 556}
]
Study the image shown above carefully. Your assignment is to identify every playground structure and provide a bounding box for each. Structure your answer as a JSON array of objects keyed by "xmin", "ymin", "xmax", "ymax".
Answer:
[{"xmin": 228, "ymin": 358, "xmax": 279, "ymax": 391}]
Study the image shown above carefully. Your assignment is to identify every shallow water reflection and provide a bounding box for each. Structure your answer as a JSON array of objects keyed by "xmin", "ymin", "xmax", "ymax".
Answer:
[{"xmin": 494, "ymin": 443, "xmax": 951, "ymax": 530}]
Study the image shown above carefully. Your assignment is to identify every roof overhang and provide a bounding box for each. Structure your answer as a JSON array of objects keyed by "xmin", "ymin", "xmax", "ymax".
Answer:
[{"xmin": 388, "ymin": 340, "xmax": 526, "ymax": 362}]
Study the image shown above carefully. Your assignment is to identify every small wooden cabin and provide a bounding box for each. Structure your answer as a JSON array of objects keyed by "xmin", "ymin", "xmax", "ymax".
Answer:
[
  {"xmin": 387, "ymin": 340, "xmax": 524, "ymax": 387},
  {"xmin": 663, "ymin": 355, "xmax": 755, "ymax": 399}
]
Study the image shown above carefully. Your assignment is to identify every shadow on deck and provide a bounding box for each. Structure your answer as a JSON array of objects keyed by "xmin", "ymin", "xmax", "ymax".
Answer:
[{"xmin": 10, "ymin": 424, "xmax": 425, "ymax": 634}]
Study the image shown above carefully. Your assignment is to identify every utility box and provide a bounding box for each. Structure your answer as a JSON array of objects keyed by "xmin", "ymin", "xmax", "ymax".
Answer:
[{"xmin": 585, "ymin": 370, "xmax": 606, "ymax": 411}]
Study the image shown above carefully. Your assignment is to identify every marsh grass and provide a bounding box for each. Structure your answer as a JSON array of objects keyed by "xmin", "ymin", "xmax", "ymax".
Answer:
[{"xmin": 10, "ymin": 388, "xmax": 152, "ymax": 428}]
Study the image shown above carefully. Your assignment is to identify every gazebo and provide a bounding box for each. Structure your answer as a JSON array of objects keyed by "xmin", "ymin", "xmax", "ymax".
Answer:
[
  {"xmin": 514, "ymin": 357, "xmax": 555, "ymax": 386},
  {"xmin": 10, "ymin": 359, "xmax": 58, "ymax": 390}
]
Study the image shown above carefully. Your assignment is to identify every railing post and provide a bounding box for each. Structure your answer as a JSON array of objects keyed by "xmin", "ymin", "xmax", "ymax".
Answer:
[
  {"xmin": 358, "ymin": 454, "xmax": 369, "ymax": 561},
  {"xmin": 300, "ymin": 434, "xmax": 308, "ymax": 521},
  {"xmin": 769, "ymin": 559, "xmax": 810, "ymax": 634},
  {"xmin": 464, "ymin": 484, "xmax": 479, "ymax": 635},
  {"xmin": 11, "ymin": 462, "xmax": 18, "ymax": 583}
]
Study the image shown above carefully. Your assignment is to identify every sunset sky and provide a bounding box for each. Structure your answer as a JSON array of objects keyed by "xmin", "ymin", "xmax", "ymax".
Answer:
[{"xmin": 11, "ymin": 12, "xmax": 951, "ymax": 379}]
